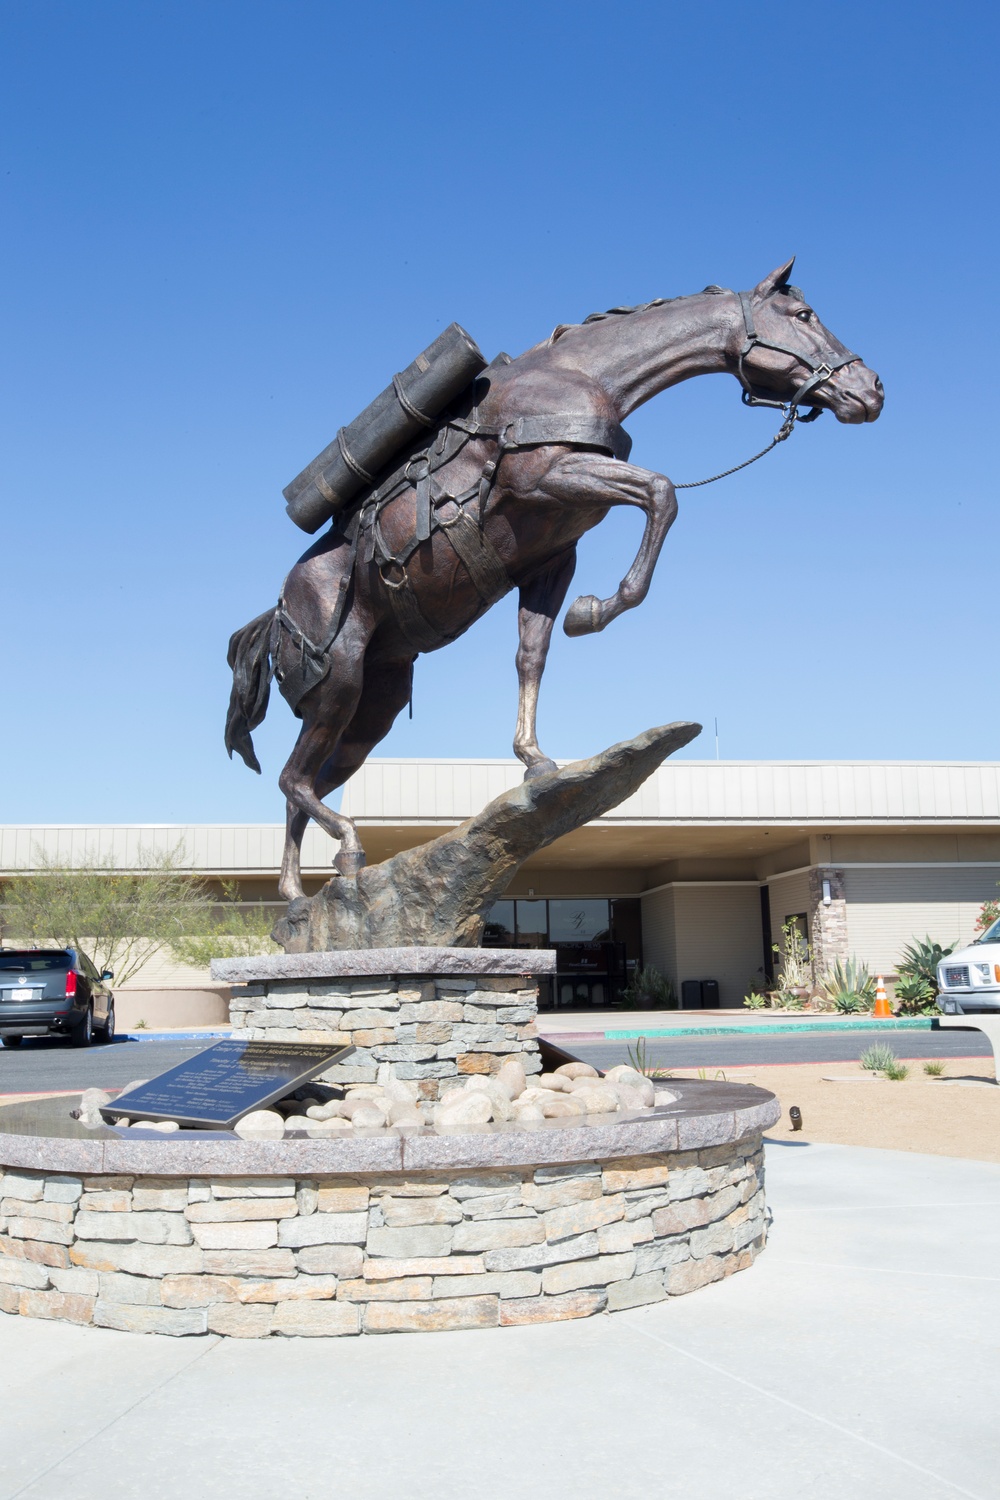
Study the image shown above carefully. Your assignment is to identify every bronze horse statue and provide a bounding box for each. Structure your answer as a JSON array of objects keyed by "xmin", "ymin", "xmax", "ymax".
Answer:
[{"xmin": 226, "ymin": 259, "xmax": 883, "ymax": 900}]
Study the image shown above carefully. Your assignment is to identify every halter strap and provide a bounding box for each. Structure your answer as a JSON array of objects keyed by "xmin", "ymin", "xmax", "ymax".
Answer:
[{"xmin": 736, "ymin": 290, "xmax": 861, "ymax": 419}]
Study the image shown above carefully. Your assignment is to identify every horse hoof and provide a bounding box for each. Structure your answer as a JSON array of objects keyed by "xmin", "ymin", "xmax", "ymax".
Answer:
[
  {"xmin": 335, "ymin": 849, "xmax": 367, "ymax": 878},
  {"xmin": 563, "ymin": 595, "xmax": 603, "ymax": 636},
  {"xmin": 524, "ymin": 759, "xmax": 558, "ymax": 780}
]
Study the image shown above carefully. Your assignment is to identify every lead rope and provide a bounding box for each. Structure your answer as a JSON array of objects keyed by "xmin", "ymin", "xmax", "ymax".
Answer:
[{"xmin": 673, "ymin": 408, "xmax": 798, "ymax": 489}]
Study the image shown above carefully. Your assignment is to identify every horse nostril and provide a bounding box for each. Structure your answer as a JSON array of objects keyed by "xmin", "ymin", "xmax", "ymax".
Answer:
[{"xmin": 875, "ymin": 377, "xmax": 884, "ymax": 399}]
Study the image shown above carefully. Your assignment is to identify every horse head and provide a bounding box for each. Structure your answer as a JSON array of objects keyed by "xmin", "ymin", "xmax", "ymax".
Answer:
[{"xmin": 737, "ymin": 258, "xmax": 883, "ymax": 424}]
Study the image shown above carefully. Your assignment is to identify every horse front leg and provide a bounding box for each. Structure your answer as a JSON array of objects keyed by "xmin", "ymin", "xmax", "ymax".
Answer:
[
  {"xmin": 513, "ymin": 548, "xmax": 577, "ymax": 778},
  {"xmin": 538, "ymin": 454, "xmax": 677, "ymax": 637}
]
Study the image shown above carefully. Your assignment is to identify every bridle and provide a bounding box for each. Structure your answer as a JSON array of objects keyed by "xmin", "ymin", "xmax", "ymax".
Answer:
[
  {"xmin": 673, "ymin": 290, "xmax": 864, "ymax": 491},
  {"xmin": 735, "ymin": 289, "xmax": 862, "ymax": 421}
]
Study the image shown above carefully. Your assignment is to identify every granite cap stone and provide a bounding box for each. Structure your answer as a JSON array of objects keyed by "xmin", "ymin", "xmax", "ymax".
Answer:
[
  {"xmin": 0, "ymin": 1081, "xmax": 777, "ymax": 1177},
  {"xmin": 212, "ymin": 947, "xmax": 557, "ymax": 985}
]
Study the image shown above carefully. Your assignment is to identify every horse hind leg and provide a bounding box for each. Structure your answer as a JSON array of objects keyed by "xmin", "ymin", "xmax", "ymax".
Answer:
[
  {"xmin": 276, "ymin": 636, "xmax": 369, "ymax": 899},
  {"xmin": 279, "ymin": 804, "xmax": 310, "ymax": 903}
]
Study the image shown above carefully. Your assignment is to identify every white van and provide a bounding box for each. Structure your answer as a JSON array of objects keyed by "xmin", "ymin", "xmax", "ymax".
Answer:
[{"xmin": 937, "ymin": 917, "xmax": 1000, "ymax": 1013}]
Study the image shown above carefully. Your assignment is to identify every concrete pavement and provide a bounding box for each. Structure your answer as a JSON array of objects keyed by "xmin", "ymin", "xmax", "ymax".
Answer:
[{"xmin": 0, "ymin": 1142, "xmax": 996, "ymax": 1499}]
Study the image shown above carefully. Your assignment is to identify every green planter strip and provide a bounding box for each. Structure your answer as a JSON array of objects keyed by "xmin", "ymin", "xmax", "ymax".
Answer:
[{"xmin": 604, "ymin": 1018, "xmax": 936, "ymax": 1040}]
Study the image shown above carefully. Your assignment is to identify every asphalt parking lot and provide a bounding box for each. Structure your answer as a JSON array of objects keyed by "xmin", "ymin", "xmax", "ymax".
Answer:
[
  {"xmin": 0, "ymin": 1029, "xmax": 990, "ymax": 1095},
  {"xmin": 0, "ymin": 1037, "xmax": 212, "ymax": 1093}
]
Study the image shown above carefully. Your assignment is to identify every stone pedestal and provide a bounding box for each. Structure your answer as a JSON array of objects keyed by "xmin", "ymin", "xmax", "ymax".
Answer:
[{"xmin": 215, "ymin": 948, "xmax": 555, "ymax": 1100}]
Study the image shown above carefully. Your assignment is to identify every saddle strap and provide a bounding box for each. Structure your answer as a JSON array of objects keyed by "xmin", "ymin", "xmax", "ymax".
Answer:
[
  {"xmin": 438, "ymin": 506, "xmax": 513, "ymax": 606},
  {"xmin": 382, "ymin": 572, "xmax": 443, "ymax": 653},
  {"xmin": 494, "ymin": 415, "xmax": 632, "ymax": 463}
]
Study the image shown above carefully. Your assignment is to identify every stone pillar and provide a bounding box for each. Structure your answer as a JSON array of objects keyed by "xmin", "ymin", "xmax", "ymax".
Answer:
[
  {"xmin": 218, "ymin": 947, "xmax": 554, "ymax": 1100},
  {"xmin": 808, "ymin": 867, "xmax": 848, "ymax": 982}
]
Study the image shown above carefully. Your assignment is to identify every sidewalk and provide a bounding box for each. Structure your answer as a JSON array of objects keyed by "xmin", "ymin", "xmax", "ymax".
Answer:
[
  {"xmin": 1, "ymin": 1142, "xmax": 995, "ymax": 1499},
  {"xmin": 537, "ymin": 1008, "xmax": 936, "ymax": 1042}
]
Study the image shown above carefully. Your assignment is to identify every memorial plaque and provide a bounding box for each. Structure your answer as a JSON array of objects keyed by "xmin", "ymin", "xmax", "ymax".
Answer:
[{"xmin": 98, "ymin": 1039, "xmax": 355, "ymax": 1130}]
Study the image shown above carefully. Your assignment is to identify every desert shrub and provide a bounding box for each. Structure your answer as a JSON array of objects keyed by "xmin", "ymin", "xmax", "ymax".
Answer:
[
  {"xmin": 860, "ymin": 1041, "xmax": 898, "ymax": 1072},
  {"xmin": 617, "ymin": 965, "xmax": 677, "ymax": 1010},
  {"xmin": 923, "ymin": 1061, "xmax": 944, "ymax": 1077},
  {"xmin": 743, "ymin": 991, "xmax": 770, "ymax": 1010},
  {"xmin": 773, "ymin": 919, "xmax": 811, "ymax": 992},
  {"xmin": 884, "ymin": 1060, "xmax": 909, "ymax": 1081}
]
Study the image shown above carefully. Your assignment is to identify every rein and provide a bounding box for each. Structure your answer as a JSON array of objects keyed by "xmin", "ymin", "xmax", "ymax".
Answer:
[{"xmin": 674, "ymin": 409, "xmax": 797, "ymax": 490}]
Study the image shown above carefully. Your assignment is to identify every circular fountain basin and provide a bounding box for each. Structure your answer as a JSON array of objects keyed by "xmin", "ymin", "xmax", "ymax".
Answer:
[{"xmin": 0, "ymin": 1080, "xmax": 779, "ymax": 1337}]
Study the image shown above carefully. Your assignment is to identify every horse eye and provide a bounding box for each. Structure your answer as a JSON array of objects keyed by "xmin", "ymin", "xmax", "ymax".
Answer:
[{"xmin": 796, "ymin": 310, "xmax": 812, "ymax": 322}]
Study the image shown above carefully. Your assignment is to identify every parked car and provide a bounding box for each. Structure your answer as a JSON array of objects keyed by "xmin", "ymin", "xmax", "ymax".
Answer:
[
  {"xmin": 936, "ymin": 917, "xmax": 1000, "ymax": 1013},
  {"xmin": 0, "ymin": 948, "xmax": 115, "ymax": 1047}
]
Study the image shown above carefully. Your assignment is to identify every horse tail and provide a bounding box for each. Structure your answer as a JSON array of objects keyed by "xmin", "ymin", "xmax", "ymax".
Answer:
[{"xmin": 225, "ymin": 609, "xmax": 276, "ymax": 773}]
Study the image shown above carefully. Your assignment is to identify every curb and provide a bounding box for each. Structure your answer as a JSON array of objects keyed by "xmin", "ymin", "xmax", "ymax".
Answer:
[
  {"xmin": 119, "ymin": 1030, "xmax": 231, "ymax": 1043},
  {"xmin": 581, "ymin": 1019, "xmax": 936, "ymax": 1041}
]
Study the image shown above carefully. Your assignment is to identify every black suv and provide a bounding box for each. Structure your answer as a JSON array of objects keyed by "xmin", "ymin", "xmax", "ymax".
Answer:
[{"xmin": 0, "ymin": 949, "xmax": 115, "ymax": 1048}]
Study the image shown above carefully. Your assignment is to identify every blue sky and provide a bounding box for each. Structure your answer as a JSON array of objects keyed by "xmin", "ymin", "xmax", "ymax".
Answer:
[{"xmin": 2, "ymin": 1, "xmax": 997, "ymax": 824}]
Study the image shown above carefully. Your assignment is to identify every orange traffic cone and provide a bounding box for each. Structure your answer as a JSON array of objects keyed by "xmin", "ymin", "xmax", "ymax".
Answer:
[{"xmin": 873, "ymin": 975, "xmax": 893, "ymax": 1018}]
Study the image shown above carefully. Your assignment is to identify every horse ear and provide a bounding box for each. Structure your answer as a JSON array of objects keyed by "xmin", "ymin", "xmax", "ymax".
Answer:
[{"xmin": 753, "ymin": 257, "xmax": 796, "ymax": 299}]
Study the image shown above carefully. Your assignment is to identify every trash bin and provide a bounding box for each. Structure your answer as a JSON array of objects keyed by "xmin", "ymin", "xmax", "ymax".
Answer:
[
  {"xmin": 701, "ymin": 979, "xmax": 721, "ymax": 1008},
  {"xmin": 681, "ymin": 980, "xmax": 703, "ymax": 1009}
]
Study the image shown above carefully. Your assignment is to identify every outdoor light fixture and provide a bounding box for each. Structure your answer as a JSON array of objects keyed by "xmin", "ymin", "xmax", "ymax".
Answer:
[
  {"xmin": 789, "ymin": 1106, "xmax": 802, "ymax": 1131},
  {"xmin": 822, "ymin": 879, "xmax": 832, "ymax": 906}
]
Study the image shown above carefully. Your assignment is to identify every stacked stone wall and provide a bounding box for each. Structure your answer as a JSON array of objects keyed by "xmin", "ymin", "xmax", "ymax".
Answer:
[
  {"xmin": 808, "ymin": 867, "xmax": 849, "ymax": 982},
  {"xmin": 230, "ymin": 975, "xmax": 542, "ymax": 1097},
  {"xmin": 0, "ymin": 1136, "xmax": 766, "ymax": 1337}
]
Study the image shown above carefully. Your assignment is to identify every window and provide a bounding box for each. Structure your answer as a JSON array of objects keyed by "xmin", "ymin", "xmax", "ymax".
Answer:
[
  {"xmin": 0, "ymin": 952, "xmax": 71, "ymax": 971},
  {"xmin": 548, "ymin": 900, "xmax": 611, "ymax": 943},
  {"xmin": 516, "ymin": 901, "xmax": 548, "ymax": 947},
  {"xmin": 482, "ymin": 901, "xmax": 514, "ymax": 947}
]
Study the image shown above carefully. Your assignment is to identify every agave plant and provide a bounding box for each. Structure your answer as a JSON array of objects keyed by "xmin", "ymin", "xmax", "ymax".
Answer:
[
  {"xmin": 897, "ymin": 937, "xmax": 956, "ymax": 993},
  {"xmin": 893, "ymin": 972, "xmax": 937, "ymax": 1015},
  {"xmin": 832, "ymin": 990, "xmax": 869, "ymax": 1014},
  {"xmin": 819, "ymin": 956, "xmax": 875, "ymax": 1005}
]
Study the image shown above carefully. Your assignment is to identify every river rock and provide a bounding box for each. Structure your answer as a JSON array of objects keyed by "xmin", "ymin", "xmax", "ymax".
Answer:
[
  {"xmin": 234, "ymin": 1110, "xmax": 286, "ymax": 1138},
  {"xmin": 537, "ymin": 1074, "xmax": 571, "ymax": 1092},
  {"xmin": 571, "ymin": 1086, "xmax": 620, "ymax": 1114},
  {"xmin": 604, "ymin": 1065, "xmax": 646, "ymax": 1086},
  {"xmin": 433, "ymin": 1092, "xmax": 493, "ymax": 1128},
  {"xmin": 306, "ymin": 1101, "xmax": 346, "ymax": 1120},
  {"xmin": 555, "ymin": 1062, "xmax": 599, "ymax": 1080},
  {"xmin": 464, "ymin": 1076, "xmax": 513, "ymax": 1121},
  {"xmin": 496, "ymin": 1058, "xmax": 527, "ymax": 1100},
  {"xmin": 614, "ymin": 1078, "xmax": 655, "ymax": 1109},
  {"xmin": 540, "ymin": 1096, "xmax": 585, "ymax": 1118},
  {"xmin": 306, "ymin": 1118, "xmax": 353, "ymax": 1135},
  {"xmin": 351, "ymin": 1103, "xmax": 389, "ymax": 1129}
]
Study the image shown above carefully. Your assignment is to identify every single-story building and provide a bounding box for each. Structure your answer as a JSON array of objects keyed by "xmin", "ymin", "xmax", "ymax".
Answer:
[{"xmin": 2, "ymin": 758, "xmax": 998, "ymax": 1020}]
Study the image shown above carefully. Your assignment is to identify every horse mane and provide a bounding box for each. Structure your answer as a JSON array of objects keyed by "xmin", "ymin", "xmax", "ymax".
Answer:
[{"xmin": 549, "ymin": 285, "xmax": 732, "ymax": 343}]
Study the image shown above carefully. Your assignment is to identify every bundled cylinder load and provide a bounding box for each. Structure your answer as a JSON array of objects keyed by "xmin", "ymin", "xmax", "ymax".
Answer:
[{"xmin": 284, "ymin": 322, "xmax": 487, "ymax": 534}]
